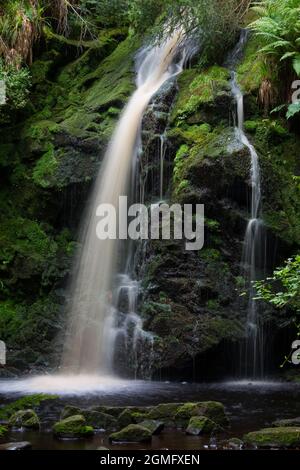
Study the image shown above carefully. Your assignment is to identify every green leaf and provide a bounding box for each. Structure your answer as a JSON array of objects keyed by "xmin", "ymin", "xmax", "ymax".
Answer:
[
  {"xmin": 293, "ymin": 55, "xmax": 300, "ymax": 76},
  {"xmin": 286, "ymin": 102, "xmax": 300, "ymax": 119}
]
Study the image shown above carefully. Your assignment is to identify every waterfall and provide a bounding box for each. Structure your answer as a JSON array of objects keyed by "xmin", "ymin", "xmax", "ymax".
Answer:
[
  {"xmin": 229, "ymin": 31, "xmax": 267, "ymax": 378},
  {"xmin": 62, "ymin": 30, "xmax": 187, "ymax": 376}
]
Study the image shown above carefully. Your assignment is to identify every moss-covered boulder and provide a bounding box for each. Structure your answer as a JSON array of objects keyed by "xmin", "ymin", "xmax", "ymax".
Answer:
[
  {"xmin": 109, "ymin": 424, "xmax": 152, "ymax": 443},
  {"xmin": 8, "ymin": 409, "xmax": 40, "ymax": 429},
  {"xmin": 186, "ymin": 416, "xmax": 216, "ymax": 435},
  {"xmin": 83, "ymin": 411, "xmax": 117, "ymax": 430},
  {"xmin": 60, "ymin": 405, "xmax": 82, "ymax": 420},
  {"xmin": 139, "ymin": 420, "xmax": 164, "ymax": 435},
  {"xmin": 175, "ymin": 401, "xmax": 228, "ymax": 426},
  {"xmin": 53, "ymin": 415, "xmax": 94, "ymax": 438},
  {"xmin": 146, "ymin": 403, "xmax": 183, "ymax": 420},
  {"xmin": 244, "ymin": 427, "xmax": 300, "ymax": 449},
  {"xmin": 117, "ymin": 407, "xmax": 147, "ymax": 428}
]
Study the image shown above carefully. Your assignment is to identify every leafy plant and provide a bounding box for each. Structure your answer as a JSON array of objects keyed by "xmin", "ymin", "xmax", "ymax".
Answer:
[
  {"xmin": 255, "ymin": 255, "xmax": 300, "ymax": 313},
  {"xmin": 250, "ymin": 0, "xmax": 300, "ymax": 118}
]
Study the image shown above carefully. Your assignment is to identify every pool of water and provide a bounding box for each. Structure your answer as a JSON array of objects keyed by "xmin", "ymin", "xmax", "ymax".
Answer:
[{"xmin": 1, "ymin": 377, "xmax": 300, "ymax": 450}]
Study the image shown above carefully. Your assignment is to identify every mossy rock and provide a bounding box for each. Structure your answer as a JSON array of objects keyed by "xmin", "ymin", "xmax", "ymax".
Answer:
[
  {"xmin": 117, "ymin": 407, "xmax": 148, "ymax": 427},
  {"xmin": 60, "ymin": 405, "xmax": 82, "ymax": 420},
  {"xmin": 83, "ymin": 411, "xmax": 117, "ymax": 430},
  {"xmin": 109, "ymin": 424, "xmax": 152, "ymax": 443},
  {"xmin": 0, "ymin": 394, "xmax": 57, "ymax": 421},
  {"xmin": 139, "ymin": 420, "xmax": 164, "ymax": 435},
  {"xmin": 53, "ymin": 415, "xmax": 94, "ymax": 438},
  {"xmin": 146, "ymin": 403, "xmax": 184, "ymax": 420},
  {"xmin": 8, "ymin": 409, "xmax": 40, "ymax": 429},
  {"xmin": 244, "ymin": 427, "xmax": 300, "ymax": 449},
  {"xmin": 186, "ymin": 416, "xmax": 216, "ymax": 435},
  {"xmin": 175, "ymin": 401, "xmax": 228, "ymax": 426}
]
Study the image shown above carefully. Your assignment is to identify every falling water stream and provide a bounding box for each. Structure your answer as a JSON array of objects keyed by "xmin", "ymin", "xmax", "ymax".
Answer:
[
  {"xmin": 229, "ymin": 31, "xmax": 267, "ymax": 378},
  {"xmin": 61, "ymin": 30, "xmax": 188, "ymax": 377}
]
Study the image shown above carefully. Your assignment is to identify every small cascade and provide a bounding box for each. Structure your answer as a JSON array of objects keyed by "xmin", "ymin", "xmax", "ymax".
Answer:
[{"xmin": 229, "ymin": 31, "xmax": 267, "ymax": 378}]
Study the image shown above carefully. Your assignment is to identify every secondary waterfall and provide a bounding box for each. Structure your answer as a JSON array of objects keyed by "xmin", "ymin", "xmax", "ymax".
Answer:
[
  {"xmin": 62, "ymin": 30, "xmax": 187, "ymax": 375},
  {"xmin": 229, "ymin": 31, "xmax": 267, "ymax": 378}
]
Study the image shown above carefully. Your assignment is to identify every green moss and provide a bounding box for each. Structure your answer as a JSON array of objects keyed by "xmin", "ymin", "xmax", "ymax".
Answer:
[
  {"xmin": 8, "ymin": 409, "xmax": 40, "ymax": 429},
  {"xmin": 244, "ymin": 427, "xmax": 300, "ymax": 448},
  {"xmin": 146, "ymin": 403, "xmax": 183, "ymax": 420},
  {"xmin": 186, "ymin": 416, "xmax": 216, "ymax": 435},
  {"xmin": 53, "ymin": 415, "xmax": 94, "ymax": 437},
  {"xmin": 32, "ymin": 145, "xmax": 58, "ymax": 188},
  {"xmin": 171, "ymin": 66, "xmax": 230, "ymax": 124},
  {"xmin": 109, "ymin": 424, "xmax": 152, "ymax": 443},
  {"xmin": 0, "ymin": 425, "xmax": 7, "ymax": 437},
  {"xmin": 237, "ymin": 35, "xmax": 269, "ymax": 93},
  {"xmin": 0, "ymin": 394, "xmax": 57, "ymax": 420}
]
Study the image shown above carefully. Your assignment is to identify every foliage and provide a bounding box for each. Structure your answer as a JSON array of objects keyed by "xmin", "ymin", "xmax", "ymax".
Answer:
[
  {"xmin": 255, "ymin": 255, "xmax": 300, "ymax": 313},
  {"xmin": 0, "ymin": 59, "xmax": 31, "ymax": 122},
  {"xmin": 250, "ymin": 0, "xmax": 300, "ymax": 118}
]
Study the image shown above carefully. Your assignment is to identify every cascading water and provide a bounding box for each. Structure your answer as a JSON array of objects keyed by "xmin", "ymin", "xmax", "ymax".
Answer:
[
  {"xmin": 62, "ymin": 30, "xmax": 187, "ymax": 376},
  {"xmin": 229, "ymin": 31, "xmax": 267, "ymax": 378}
]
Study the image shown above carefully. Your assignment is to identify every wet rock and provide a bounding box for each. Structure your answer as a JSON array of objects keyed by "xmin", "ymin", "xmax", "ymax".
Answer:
[
  {"xmin": 8, "ymin": 410, "xmax": 40, "ymax": 429},
  {"xmin": 273, "ymin": 417, "xmax": 300, "ymax": 427},
  {"xmin": 83, "ymin": 411, "xmax": 117, "ymax": 430},
  {"xmin": 61, "ymin": 405, "xmax": 82, "ymax": 420},
  {"xmin": 109, "ymin": 424, "xmax": 152, "ymax": 443},
  {"xmin": 186, "ymin": 416, "xmax": 216, "ymax": 435},
  {"xmin": 139, "ymin": 420, "xmax": 164, "ymax": 435},
  {"xmin": 53, "ymin": 415, "xmax": 94, "ymax": 438},
  {"xmin": 0, "ymin": 441, "xmax": 32, "ymax": 451},
  {"xmin": 244, "ymin": 427, "xmax": 300, "ymax": 449},
  {"xmin": 175, "ymin": 401, "xmax": 228, "ymax": 426},
  {"xmin": 223, "ymin": 438, "xmax": 244, "ymax": 450},
  {"xmin": 146, "ymin": 403, "xmax": 183, "ymax": 420},
  {"xmin": 117, "ymin": 408, "xmax": 147, "ymax": 428}
]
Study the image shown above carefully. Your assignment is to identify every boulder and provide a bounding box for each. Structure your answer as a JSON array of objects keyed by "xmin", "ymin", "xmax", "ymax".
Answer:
[
  {"xmin": 53, "ymin": 415, "xmax": 94, "ymax": 438},
  {"xmin": 60, "ymin": 405, "xmax": 82, "ymax": 420},
  {"xmin": 146, "ymin": 403, "xmax": 183, "ymax": 420},
  {"xmin": 109, "ymin": 424, "xmax": 152, "ymax": 443},
  {"xmin": 117, "ymin": 407, "xmax": 147, "ymax": 427},
  {"xmin": 244, "ymin": 427, "xmax": 300, "ymax": 448},
  {"xmin": 0, "ymin": 441, "xmax": 32, "ymax": 451},
  {"xmin": 175, "ymin": 401, "xmax": 228, "ymax": 426},
  {"xmin": 223, "ymin": 438, "xmax": 244, "ymax": 450},
  {"xmin": 186, "ymin": 416, "xmax": 216, "ymax": 435},
  {"xmin": 8, "ymin": 410, "xmax": 40, "ymax": 429},
  {"xmin": 139, "ymin": 420, "xmax": 164, "ymax": 435},
  {"xmin": 83, "ymin": 411, "xmax": 117, "ymax": 430}
]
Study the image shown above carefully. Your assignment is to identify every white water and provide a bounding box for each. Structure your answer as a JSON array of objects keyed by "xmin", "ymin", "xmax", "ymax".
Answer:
[
  {"xmin": 229, "ymin": 31, "xmax": 266, "ymax": 378},
  {"xmin": 62, "ymin": 30, "xmax": 187, "ymax": 375}
]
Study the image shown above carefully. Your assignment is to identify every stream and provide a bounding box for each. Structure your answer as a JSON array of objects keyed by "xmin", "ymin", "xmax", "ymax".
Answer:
[{"xmin": 1, "ymin": 379, "xmax": 300, "ymax": 450}]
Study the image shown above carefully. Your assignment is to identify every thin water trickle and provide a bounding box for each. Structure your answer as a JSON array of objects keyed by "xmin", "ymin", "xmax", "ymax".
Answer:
[
  {"xmin": 62, "ymin": 30, "xmax": 188, "ymax": 376},
  {"xmin": 229, "ymin": 31, "xmax": 267, "ymax": 378}
]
